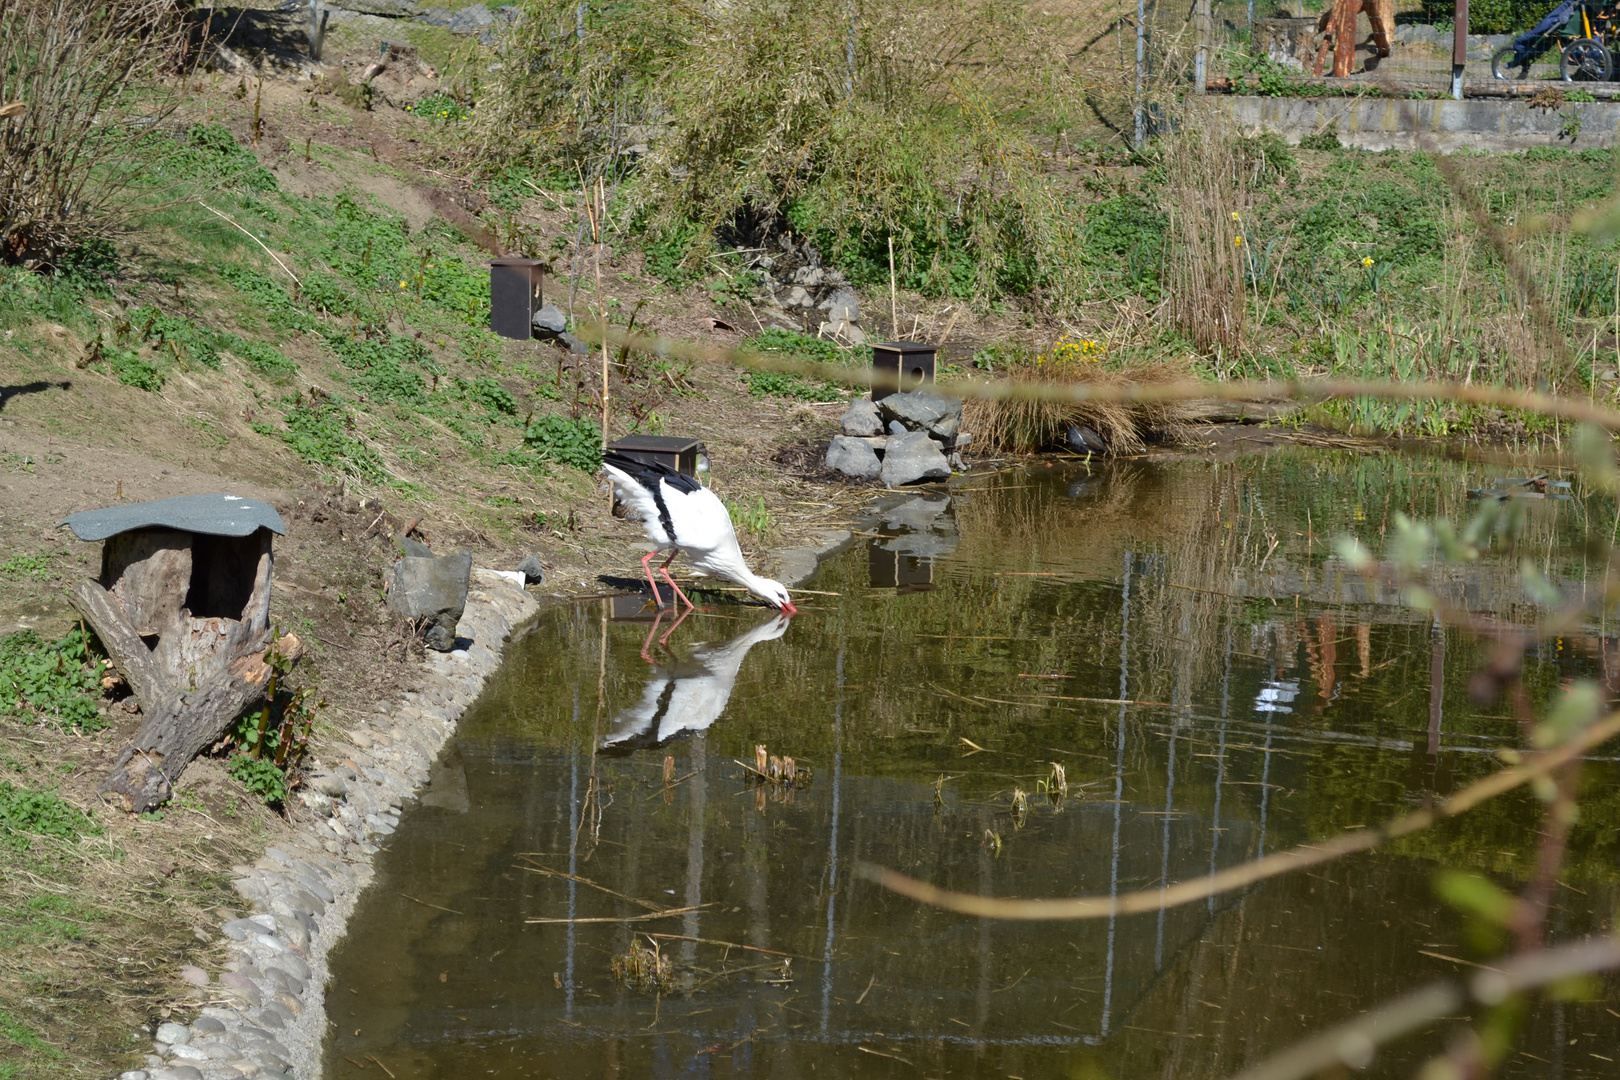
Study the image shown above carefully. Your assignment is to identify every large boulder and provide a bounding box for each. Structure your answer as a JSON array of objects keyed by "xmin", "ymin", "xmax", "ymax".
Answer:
[
  {"xmin": 826, "ymin": 436, "xmax": 882, "ymax": 481},
  {"xmin": 840, "ymin": 399, "xmax": 883, "ymax": 437},
  {"xmin": 878, "ymin": 391, "xmax": 962, "ymax": 442},
  {"xmin": 387, "ymin": 551, "xmax": 472, "ymax": 651},
  {"xmin": 880, "ymin": 431, "xmax": 950, "ymax": 487}
]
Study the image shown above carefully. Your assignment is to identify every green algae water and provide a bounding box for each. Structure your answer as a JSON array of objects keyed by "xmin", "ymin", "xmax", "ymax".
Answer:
[{"xmin": 324, "ymin": 447, "xmax": 1620, "ymax": 1079}]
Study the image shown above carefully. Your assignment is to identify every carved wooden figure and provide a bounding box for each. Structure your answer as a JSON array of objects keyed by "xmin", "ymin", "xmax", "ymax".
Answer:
[{"xmin": 59, "ymin": 494, "xmax": 304, "ymax": 813}]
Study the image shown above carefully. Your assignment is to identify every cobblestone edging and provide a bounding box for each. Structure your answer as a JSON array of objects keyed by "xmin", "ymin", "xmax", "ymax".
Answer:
[{"xmin": 117, "ymin": 570, "xmax": 539, "ymax": 1080}]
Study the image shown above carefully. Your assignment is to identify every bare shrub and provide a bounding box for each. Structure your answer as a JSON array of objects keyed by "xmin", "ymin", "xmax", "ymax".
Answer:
[{"xmin": 0, "ymin": 0, "xmax": 184, "ymax": 267}]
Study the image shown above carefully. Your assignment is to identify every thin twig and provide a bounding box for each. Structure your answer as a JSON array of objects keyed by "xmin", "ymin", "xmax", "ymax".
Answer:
[{"xmin": 197, "ymin": 202, "xmax": 302, "ymax": 288}]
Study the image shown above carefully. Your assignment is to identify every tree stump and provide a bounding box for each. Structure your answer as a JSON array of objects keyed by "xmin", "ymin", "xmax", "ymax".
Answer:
[{"xmin": 58, "ymin": 495, "xmax": 295, "ymax": 813}]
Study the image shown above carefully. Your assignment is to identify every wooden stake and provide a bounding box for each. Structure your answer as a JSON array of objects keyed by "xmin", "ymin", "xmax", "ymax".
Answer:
[{"xmin": 888, "ymin": 235, "xmax": 899, "ymax": 337}]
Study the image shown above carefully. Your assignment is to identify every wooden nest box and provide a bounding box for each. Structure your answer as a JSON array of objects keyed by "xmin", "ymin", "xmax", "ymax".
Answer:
[{"xmin": 59, "ymin": 494, "xmax": 303, "ymax": 813}]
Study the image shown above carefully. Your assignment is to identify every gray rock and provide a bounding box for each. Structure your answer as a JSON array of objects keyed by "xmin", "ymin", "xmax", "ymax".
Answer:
[
  {"xmin": 826, "ymin": 436, "xmax": 882, "ymax": 481},
  {"xmin": 156, "ymin": 1022, "xmax": 191, "ymax": 1046},
  {"xmin": 880, "ymin": 431, "xmax": 951, "ymax": 487},
  {"xmin": 878, "ymin": 391, "xmax": 962, "ymax": 441},
  {"xmin": 516, "ymin": 555, "xmax": 544, "ymax": 584},
  {"xmin": 166, "ymin": 1067, "xmax": 204, "ymax": 1080},
  {"xmin": 387, "ymin": 552, "xmax": 472, "ymax": 651},
  {"xmin": 887, "ymin": 420, "xmax": 906, "ymax": 436},
  {"xmin": 190, "ymin": 1017, "xmax": 225, "ymax": 1037},
  {"xmin": 824, "ymin": 287, "xmax": 860, "ymax": 323},
  {"xmin": 839, "ymin": 398, "xmax": 882, "ymax": 437},
  {"xmin": 531, "ymin": 304, "xmax": 566, "ymax": 333},
  {"xmin": 398, "ymin": 534, "xmax": 434, "ymax": 558},
  {"xmin": 785, "ymin": 286, "xmax": 813, "ymax": 308},
  {"xmin": 221, "ymin": 919, "xmax": 265, "ymax": 941},
  {"xmin": 307, "ymin": 770, "xmax": 348, "ymax": 798},
  {"xmin": 445, "ymin": 2, "xmax": 495, "ymax": 32},
  {"xmin": 119, "ymin": 1072, "xmax": 150, "ymax": 1080}
]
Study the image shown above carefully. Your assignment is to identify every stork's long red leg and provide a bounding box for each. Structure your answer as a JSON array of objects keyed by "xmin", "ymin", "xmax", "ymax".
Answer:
[
  {"xmin": 658, "ymin": 567, "xmax": 696, "ymax": 611},
  {"xmin": 641, "ymin": 550, "xmax": 670, "ymax": 608},
  {"xmin": 657, "ymin": 607, "xmax": 693, "ymax": 647},
  {"xmin": 639, "ymin": 610, "xmax": 665, "ymax": 664}
]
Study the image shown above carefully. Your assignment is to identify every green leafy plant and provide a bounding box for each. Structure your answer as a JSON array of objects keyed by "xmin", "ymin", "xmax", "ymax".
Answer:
[
  {"xmin": 0, "ymin": 554, "xmax": 53, "ymax": 580},
  {"xmin": 0, "ymin": 627, "xmax": 105, "ymax": 732},
  {"xmin": 407, "ymin": 92, "xmax": 472, "ymax": 121},
  {"xmin": 266, "ymin": 389, "xmax": 389, "ymax": 482},
  {"xmin": 725, "ymin": 495, "xmax": 775, "ymax": 538},
  {"xmin": 227, "ymin": 756, "xmax": 289, "ymax": 807},
  {"xmin": 521, "ymin": 414, "xmax": 603, "ymax": 471},
  {"xmin": 0, "ymin": 781, "xmax": 98, "ymax": 848},
  {"xmin": 743, "ymin": 329, "xmax": 849, "ymax": 401}
]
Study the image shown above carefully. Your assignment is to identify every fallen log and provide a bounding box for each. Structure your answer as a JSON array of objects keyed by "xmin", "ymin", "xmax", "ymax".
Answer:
[
  {"xmin": 99, "ymin": 633, "xmax": 305, "ymax": 814},
  {"xmin": 69, "ymin": 579, "xmax": 168, "ymax": 711}
]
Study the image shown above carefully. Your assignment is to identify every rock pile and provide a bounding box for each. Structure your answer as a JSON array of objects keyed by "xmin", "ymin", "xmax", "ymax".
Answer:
[{"xmin": 826, "ymin": 392, "xmax": 971, "ymax": 487}]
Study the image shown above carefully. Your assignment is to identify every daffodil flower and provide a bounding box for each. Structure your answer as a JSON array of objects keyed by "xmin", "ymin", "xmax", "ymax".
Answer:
[
  {"xmin": 1234, "ymin": 236, "xmax": 1244, "ymax": 247},
  {"xmin": 1362, "ymin": 256, "xmax": 1374, "ymax": 267}
]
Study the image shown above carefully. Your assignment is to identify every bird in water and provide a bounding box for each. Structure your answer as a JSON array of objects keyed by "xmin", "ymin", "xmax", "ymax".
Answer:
[
  {"xmin": 600, "ymin": 614, "xmax": 790, "ymax": 752},
  {"xmin": 601, "ymin": 451, "xmax": 798, "ymax": 615}
]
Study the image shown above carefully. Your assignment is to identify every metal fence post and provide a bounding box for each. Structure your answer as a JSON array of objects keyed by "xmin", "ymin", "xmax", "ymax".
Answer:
[
  {"xmin": 1452, "ymin": 0, "xmax": 1468, "ymax": 98},
  {"xmin": 1134, "ymin": 0, "xmax": 1147, "ymax": 147},
  {"xmin": 1196, "ymin": 0, "xmax": 1211, "ymax": 94}
]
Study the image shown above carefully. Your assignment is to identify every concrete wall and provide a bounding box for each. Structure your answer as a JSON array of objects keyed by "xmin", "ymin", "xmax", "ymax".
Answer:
[{"xmin": 1213, "ymin": 95, "xmax": 1620, "ymax": 152}]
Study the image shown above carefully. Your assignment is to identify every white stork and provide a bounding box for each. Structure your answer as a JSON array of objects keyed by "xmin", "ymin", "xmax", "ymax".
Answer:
[{"xmin": 601, "ymin": 451, "xmax": 798, "ymax": 614}]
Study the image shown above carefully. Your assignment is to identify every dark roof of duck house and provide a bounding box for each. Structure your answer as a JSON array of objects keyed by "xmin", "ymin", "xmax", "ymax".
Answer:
[{"xmin": 57, "ymin": 494, "xmax": 287, "ymax": 542}]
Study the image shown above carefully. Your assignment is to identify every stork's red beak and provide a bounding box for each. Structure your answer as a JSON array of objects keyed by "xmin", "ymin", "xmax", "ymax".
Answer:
[{"xmin": 782, "ymin": 600, "xmax": 799, "ymax": 615}]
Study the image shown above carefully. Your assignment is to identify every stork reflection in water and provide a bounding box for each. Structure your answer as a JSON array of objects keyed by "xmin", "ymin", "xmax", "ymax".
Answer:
[{"xmin": 600, "ymin": 614, "xmax": 791, "ymax": 753}]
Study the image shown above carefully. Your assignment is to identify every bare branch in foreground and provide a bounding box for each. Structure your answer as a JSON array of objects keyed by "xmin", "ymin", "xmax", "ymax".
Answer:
[
  {"xmin": 578, "ymin": 324, "xmax": 1620, "ymax": 430},
  {"xmin": 1228, "ymin": 935, "xmax": 1620, "ymax": 1080},
  {"xmin": 854, "ymin": 711, "xmax": 1620, "ymax": 921}
]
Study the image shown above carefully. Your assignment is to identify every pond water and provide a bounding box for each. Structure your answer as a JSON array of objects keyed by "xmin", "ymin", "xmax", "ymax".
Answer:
[{"xmin": 324, "ymin": 447, "xmax": 1620, "ymax": 1080}]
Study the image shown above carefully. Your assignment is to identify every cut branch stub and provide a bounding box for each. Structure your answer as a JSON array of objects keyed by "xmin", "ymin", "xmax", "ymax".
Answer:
[{"xmin": 99, "ymin": 633, "xmax": 305, "ymax": 814}]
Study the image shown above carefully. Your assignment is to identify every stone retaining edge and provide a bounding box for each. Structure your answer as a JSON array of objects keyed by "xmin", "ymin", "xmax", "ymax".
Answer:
[
  {"xmin": 120, "ymin": 569, "xmax": 541, "ymax": 1080},
  {"xmin": 123, "ymin": 527, "xmax": 858, "ymax": 1080}
]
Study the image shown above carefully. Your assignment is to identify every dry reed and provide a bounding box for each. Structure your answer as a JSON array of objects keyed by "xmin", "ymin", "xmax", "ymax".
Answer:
[{"xmin": 963, "ymin": 352, "xmax": 1195, "ymax": 454}]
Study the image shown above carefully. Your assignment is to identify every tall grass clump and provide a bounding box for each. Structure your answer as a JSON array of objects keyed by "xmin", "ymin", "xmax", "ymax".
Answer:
[
  {"xmin": 1162, "ymin": 110, "xmax": 1252, "ymax": 358},
  {"xmin": 0, "ymin": 0, "xmax": 185, "ymax": 266},
  {"xmin": 963, "ymin": 337, "xmax": 1193, "ymax": 454},
  {"xmin": 474, "ymin": 0, "xmax": 1096, "ymax": 311}
]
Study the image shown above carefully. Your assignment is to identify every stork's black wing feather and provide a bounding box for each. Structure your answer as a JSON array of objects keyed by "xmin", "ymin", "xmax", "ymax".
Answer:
[{"xmin": 603, "ymin": 451, "xmax": 702, "ymax": 495}]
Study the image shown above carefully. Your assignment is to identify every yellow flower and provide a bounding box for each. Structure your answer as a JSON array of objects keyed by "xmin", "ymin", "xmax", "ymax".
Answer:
[
  {"xmin": 399, "ymin": 280, "xmax": 408, "ymax": 288},
  {"xmin": 1234, "ymin": 236, "xmax": 1244, "ymax": 247},
  {"xmin": 1362, "ymin": 256, "xmax": 1374, "ymax": 267},
  {"xmin": 1231, "ymin": 211, "xmax": 1241, "ymax": 221}
]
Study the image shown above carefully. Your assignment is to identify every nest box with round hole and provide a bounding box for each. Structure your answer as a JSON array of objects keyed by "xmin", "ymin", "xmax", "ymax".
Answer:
[
  {"xmin": 489, "ymin": 259, "xmax": 546, "ymax": 341},
  {"xmin": 871, "ymin": 341, "xmax": 937, "ymax": 402}
]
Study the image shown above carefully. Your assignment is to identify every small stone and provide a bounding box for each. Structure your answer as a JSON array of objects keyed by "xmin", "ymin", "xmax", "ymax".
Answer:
[
  {"xmin": 146, "ymin": 1056, "xmax": 165, "ymax": 1069},
  {"xmin": 190, "ymin": 1016, "xmax": 225, "ymax": 1036},
  {"xmin": 839, "ymin": 398, "xmax": 883, "ymax": 437},
  {"xmin": 178, "ymin": 965, "xmax": 210, "ymax": 987},
  {"xmin": 275, "ymin": 954, "xmax": 310, "ymax": 982},
  {"xmin": 156, "ymin": 1022, "xmax": 191, "ymax": 1046},
  {"xmin": 219, "ymin": 972, "xmax": 262, "ymax": 1006},
  {"xmin": 878, "ymin": 390, "xmax": 962, "ymax": 441},
  {"xmin": 824, "ymin": 286, "xmax": 860, "ymax": 323},
  {"xmin": 169, "ymin": 1044, "xmax": 209, "ymax": 1062},
  {"xmin": 531, "ymin": 304, "xmax": 567, "ymax": 334},
  {"xmin": 167, "ymin": 1067, "xmax": 204, "ymax": 1080},
  {"xmin": 516, "ymin": 555, "xmax": 544, "ymax": 584},
  {"xmin": 397, "ymin": 535, "xmax": 434, "ymax": 558},
  {"xmin": 257, "ymin": 1002, "xmax": 293, "ymax": 1029},
  {"xmin": 880, "ymin": 431, "xmax": 951, "ymax": 487},
  {"xmin": 119, "ymin": 1071, "xmax": 150, "ymax": 1080},
  {"xmin": 825, "ymin": 436, "xmax": 881, "ymax": 481}
]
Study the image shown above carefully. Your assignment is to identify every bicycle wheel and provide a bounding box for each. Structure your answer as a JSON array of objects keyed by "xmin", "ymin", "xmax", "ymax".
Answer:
[
  {"xmin": 1492, "ymin": 44, "xmax": 1529, "ymax": 79},
  {"xmin": 1562, "ymin": 36, "xmax": 1613, "ymax": 80}
]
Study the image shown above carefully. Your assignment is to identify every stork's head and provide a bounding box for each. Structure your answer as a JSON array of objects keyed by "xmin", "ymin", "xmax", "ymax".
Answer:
[{"xmin": 750, "ymin": 577, "xmax": 799, "ymax": 615}]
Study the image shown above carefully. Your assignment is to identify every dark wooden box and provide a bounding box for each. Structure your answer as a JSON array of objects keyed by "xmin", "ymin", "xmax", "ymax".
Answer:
[
  {"xmin": 490, "ymin": 259, "xmax": 545, "ymax": 341},
  {"xmin": 871, "ymin": 341, "xmax": 937, "ymax": 401},
  {"xmin": 607, "ymin": 435, "xmax": 706, "ymax": 477}
]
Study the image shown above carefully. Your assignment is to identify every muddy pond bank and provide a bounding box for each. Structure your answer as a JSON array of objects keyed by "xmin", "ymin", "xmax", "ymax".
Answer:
[{"xmin": 321, "ymin": 448, "xmax": 1620, "ymax": 1080}]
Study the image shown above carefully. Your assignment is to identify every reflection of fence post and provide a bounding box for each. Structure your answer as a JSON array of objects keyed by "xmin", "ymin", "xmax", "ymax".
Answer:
[
  {"xmin": 1196, "ymin": 0, "xmax": 1211, "ymax": 93},
  {"xmin": 1134, "ymin": 0, "xmax": 1147, "ymax": 147},
  {"xmin": 1451, "ymin": 0, "xmax": 1468, "ymax": 98}
]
